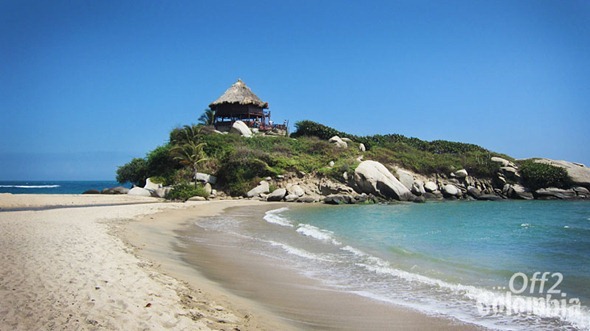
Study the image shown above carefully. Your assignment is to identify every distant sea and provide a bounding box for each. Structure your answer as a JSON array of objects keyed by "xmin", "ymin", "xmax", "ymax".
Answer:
[
  {"xmin": 190, "ymin": 200, "xmax": 590, "ymax": 330},
  {"xmin": 0, "ymin": 181, "xmax": 126, "ymax": 195}
]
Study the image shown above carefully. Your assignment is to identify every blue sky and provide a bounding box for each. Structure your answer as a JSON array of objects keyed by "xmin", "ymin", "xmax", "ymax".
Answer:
[{"xmin": 1, "ymin": 0, "xmax": 589, "ymax": 180}]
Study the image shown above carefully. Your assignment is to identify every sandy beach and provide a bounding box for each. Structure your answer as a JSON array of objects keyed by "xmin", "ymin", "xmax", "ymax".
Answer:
[{"xmin": 0, "ymin": 194, "xmax": 480, "ymax": 330}]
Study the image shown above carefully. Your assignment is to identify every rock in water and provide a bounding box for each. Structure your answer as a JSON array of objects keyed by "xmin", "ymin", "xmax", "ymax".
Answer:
[{"xmin": 352, "ymin": 160, "xmax": 414, "ymax": 201}]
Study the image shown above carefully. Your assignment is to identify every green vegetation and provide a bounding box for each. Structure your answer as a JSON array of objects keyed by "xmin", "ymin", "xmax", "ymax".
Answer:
[
  {"xmin": 166, "ymin": 183, "xmax": 209, "ymax": 201},
  {"xmin": 117, "ymin": 118, "xmax": 513, "ymax": 197},
  {"xmin": 518, "ymin": 160, "xmax": 571, "ymax": 190}
]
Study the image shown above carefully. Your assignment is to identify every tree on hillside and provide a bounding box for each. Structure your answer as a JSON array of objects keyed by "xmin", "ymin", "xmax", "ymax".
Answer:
[
  {"xmin": 198, "ymin": 108, "xmax": 215, "ymax": 126},
  {"xmin": 171, "ymin": 141, "xmax": 208, "ymax": 186}
]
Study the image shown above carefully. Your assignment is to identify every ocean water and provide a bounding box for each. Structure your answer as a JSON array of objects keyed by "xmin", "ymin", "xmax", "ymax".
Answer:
[
  {"xmin": 0, "ymin": 181, "xmax": 125, "ymax": 194},
  {"xmin": 191, "ymin": 201, "xmax": 590, "ymax": 330}
]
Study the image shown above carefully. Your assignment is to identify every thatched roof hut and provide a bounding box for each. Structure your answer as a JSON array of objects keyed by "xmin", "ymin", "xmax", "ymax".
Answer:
[
  {"xmin": 209, "ymin": 79, "xmax": 270, "ymax": 130},
  {"xmin": 209, "ymin": 79, "xmax": 269, "ymax": 110}
]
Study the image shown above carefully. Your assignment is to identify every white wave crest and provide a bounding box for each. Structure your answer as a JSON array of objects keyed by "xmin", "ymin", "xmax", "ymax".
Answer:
[
  {"xmin": 267, "ymin": 241, "xmax": 328, "ymax": 261},
  {"xmin": 263, "ymin": 207, "xmax": 293, "ymax": 227},
  {"xmin": 296, "ymin": 224, "xmax": 341, "ymax": 245},
  {"xmin": 341, "ymin": 245, "xmax": 367, "ymax": 257},
  {"xmin": 0, "ymin": 185, "xmax": 60, "ymax": 189}
]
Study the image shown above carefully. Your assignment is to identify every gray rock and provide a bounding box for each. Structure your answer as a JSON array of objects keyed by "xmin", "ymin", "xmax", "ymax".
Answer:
[
  {"xmin": 535, "ymin": 188, "xmax": 577, "ymax": 200},
  {"xmin": 442, "ymin": 184, "xmax": 460, "ymax": 197},
  {"xmin": 510, "ymin": 184, "xmax": 534, "ymax": 200},
  {"xmin": 246, "ymin": 181, "xmax": 270, "ymax": 198},
  {"xmin": 574, "ymin": 186, "xmax": 590, "ymax": 198},
  {"xmin": 128, "ymin": 187, "xmax": 152, "ymax": 197},
  {"xmin": 196, "ymin": 173, "xmax": 217, "ymax": 184},
  {"xmin": 230, "ymin": 120, "xmax": 252, "ymax": 137},
  {"xmin": 111, "ymin": 186, "xmax": 130, "ymax": 194},
  {"xmin": 359, "ymin": 143, "xmax": 366, "ymax": 152},
  {"xmin": 188, "ymin": 196, "xmax": 207, "ymax": 201},
  {"xmin": 396, "ymin": 169, "xmax": 415, "ymax": 190},
  {"xmin": 324, "ymin": 194, "xmax": 352, "ymax": 205},
  {"xmin": 284, "ymin": 194, "xmax": 299, "ymax": 202},
  {"xmin": 411, "ymin": 181, "xmax": 426, "ymax": 196},
  {"xmin": 267, "ymin": 188, "xmax": 287, "ymax": 201},
  {"xmin": 329, "ymin": 161, "xmax": 335, "ymax": 167},
  {"xmin": 467, "ymin": 186, "xmax": 482, "ymax": 199},
  {"xmin": 491, "ymin": 156, "xmax": 512, "ymax": 167},
  {"xmin": 204, "ymin": 183, "xmax": 212, "ymax": 196},
  {"xmin": 424, "ymin": 181, "xmax": 438, "ymax": 193},
  {"xmin": 144, "ymin": 178, "xmax": 162, "ymax": 191},
  {"xmin": 478, "ymin": 194, "xmax": 503, "ymax": 201},
  {"xmin": 288, "ymin": 185, "xmax": 305, "ymax": 197},
  {"xmin": 297, "ymin": 196, "xmax": 320, "ymax": 203},
  {"xmin": 154, "ymin": 187, "xmax": 172, "ymax": 198},
  {"xmin": 455, "ymin": 169, "xmax": 468, "ymax": 178},
  {"xmin": 328, "ymin": 136, "xmax": 348, "ymax": 148},
  {"xmin": 352, "ymin": 160, "xmax": 414, "ymax": 201},
  {"xmin": 83, "ymin": 189, "xmax": 101, "ymax": 194}
]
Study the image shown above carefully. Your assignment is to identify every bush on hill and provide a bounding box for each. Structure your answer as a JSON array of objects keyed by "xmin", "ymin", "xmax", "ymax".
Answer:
[{"xmin": 518, "ymin": 160, "xmax": 572, "ymax": 190}]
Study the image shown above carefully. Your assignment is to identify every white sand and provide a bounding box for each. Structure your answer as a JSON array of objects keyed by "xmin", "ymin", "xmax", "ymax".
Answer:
[{"xmin": 0, "ymin": 196, "xmax": 255, "ymax": 330}]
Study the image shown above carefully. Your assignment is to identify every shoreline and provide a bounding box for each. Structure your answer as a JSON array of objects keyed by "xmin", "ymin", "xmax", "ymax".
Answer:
[
  {"xmin": 124, "ymin": 199, "xmax": 483, "ymax": 330},
  {"xmin": 0, "ymin": 194, "xmax": 482, "ymax": 330}
]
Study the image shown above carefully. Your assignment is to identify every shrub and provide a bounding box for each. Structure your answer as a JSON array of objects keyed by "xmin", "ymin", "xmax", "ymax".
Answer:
[
  {"xmin": 518, "ymin": 160, "xmax": 572, "ymax": 190},
  {"xmin": 166, "ymin": 183, "xmax": 208, "ymax": 201},
  {"xmin": 116, "ymin": 158, "xmax": 148, "ymax": 186}
]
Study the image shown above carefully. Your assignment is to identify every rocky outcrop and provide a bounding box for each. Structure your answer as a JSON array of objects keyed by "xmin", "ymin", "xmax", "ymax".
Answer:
[
  {"xmin": 246, "ymin": 181, "xmax": 270, "ymax": 198},
  {"xmin": 534, "ymin": 188, "xmax": 577, "ymax": 200},
  {"xmin": 396, "ymin": 169, "xmax": 415, "ymax": 190},
  {"xmin": 352, "ymin": 160, "xmax": 414, "ymax": 201},
  {"xmin": 230, "ymin": 120, "xmax": 252, "ymax": 138},
  {"xmin": 534, "ymin": 159, "xmax": 590, "ymax": 189},
  {"xmin": 328, "ymin": 136, "xmax": 348, "ymax": 148}
]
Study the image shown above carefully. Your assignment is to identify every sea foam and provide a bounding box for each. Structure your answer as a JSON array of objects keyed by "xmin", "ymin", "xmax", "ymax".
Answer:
[
  {"xmin": 263, "ymin": 207, "xmax": 293, "ymax": 227},
  {"xmin": 296, "ymin": 224, "xmax": 342, "ymax": 245}
]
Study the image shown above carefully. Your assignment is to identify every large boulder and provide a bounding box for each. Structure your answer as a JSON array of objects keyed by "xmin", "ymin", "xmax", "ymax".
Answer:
[
  {"xmin": 328, "ymin": 136, "xmax": 348, "ymax": 148},
  {"xmin": 196, "ymin": 173, "xmax": 217, "ymax": 185},
  {"xmin": 491, "ymin": 157, "xmax": 513, "ymax": 167},
  {"xmin": 424, "ymin": 181, "xmax": 438, "ymax": 193},
  {"xmin": 352, "ymin": 160, "xmax": 414, "ymax": 201},
  {"xmin": 230, "ymin": 120, "xmax": 252, "ymax": 138},
  {"xmin": 535, "ymin": 187, "xmax": 577, "ymax": 200},
  {"xmin": 359, "ymin": 143, "xmax": 366, "ymax": 152},
  {"xmin": 144, "ymin": 178, "xmax": 162, "ymax": 191},
  {"xmin": 411, "ymin": 180, "xmax": 426, "ymax": 196},
  {"xmin": 246, "ymin": 181, "xmax": 270, "ymax": 198},
  {"xmin": 267, "ymin": 188, "xmax": 287, "ymax": 201},
  {"xmin": 396, "ymin": 169, "xmax": 415, "ymax": 190},
  {"xmin": 534, "ymin": 159, "xmax": 590, "ymax": 189},
  {"xmin": 454, "ymin": 169, "xmax": 468, "ymax": 178},
  {"xmin": 442, "ymin": 184, "xmax": 461, "ymax": 197},
  {"xmin": 324, "ymin": 194, "xmax": 353, "ymax": 205},
  {"xmin": 128, "ymin": 187, "xmax": 152, "ymax": 197},
  {"xmin": 287, "ymin": 184, "xmax": 305, "ymax": 197},
  {"xmin": 510, "ymin": 184, "xmax": 534, "ymax": 200}
]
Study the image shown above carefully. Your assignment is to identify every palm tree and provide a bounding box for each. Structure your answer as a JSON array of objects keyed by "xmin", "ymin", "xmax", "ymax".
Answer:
[
  {"xmin": 171, "ymin": 141, "xmax": 208, "ymax": 186},
  {"xmin": 198, "ymin": 108, "xmax": 215, "ymax": 126}
]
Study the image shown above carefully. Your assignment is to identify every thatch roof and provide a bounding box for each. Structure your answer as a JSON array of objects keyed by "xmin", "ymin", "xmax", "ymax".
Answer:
[{"xmin": 209, "ymin": 79, "xmax": 268, "ymax": 109}]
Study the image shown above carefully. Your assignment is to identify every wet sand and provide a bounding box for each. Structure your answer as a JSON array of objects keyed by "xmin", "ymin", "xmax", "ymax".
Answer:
[{"xmin": 127, "ymin": 200, "xmax": 483, "ymax": 330}]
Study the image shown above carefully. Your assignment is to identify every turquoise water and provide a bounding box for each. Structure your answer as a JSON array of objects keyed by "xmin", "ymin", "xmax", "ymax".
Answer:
[
  {"xmin": 193, "ymin": 200, "xmax": 590, "ymax": 330},
  {"xmin": 0, "ymin": 181, "xmax": 125, "ymax": 194}
]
